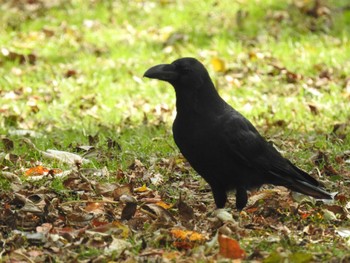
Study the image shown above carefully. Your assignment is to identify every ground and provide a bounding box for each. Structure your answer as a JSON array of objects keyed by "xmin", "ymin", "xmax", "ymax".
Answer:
[{"xmin": 0, "ymin": 0, "xmax": 350, "ymax": 262}]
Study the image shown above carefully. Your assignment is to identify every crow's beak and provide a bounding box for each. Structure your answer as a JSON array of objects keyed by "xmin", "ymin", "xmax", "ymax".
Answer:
[{"xmin": 143, "ymin": 64, "xmax": 178, "ymax": 82}]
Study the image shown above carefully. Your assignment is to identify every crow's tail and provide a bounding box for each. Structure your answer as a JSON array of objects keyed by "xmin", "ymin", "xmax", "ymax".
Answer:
[
  {"xmin": 287, "ymin": 178, "xmax": 332, "ymax": 199},
  {"xmin": 270, "ymin": 161, "xmax": 332, "ymax": 200}
]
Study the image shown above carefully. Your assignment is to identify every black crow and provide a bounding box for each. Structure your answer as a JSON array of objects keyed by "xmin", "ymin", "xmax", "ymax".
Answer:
[{"xmin": 144, "ymin": 57, "xmax": 332, "ymax": 210}]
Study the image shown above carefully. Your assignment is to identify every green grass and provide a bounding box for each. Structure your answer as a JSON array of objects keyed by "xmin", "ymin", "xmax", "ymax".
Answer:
[{"xmin": 1, "ymin": 0, "xmax": 350, "ymax": 261}]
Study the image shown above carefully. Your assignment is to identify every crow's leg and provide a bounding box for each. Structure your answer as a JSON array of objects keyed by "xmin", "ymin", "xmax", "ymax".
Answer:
[
  {"xmin": 211, "ymin": 185, "xmax": 227, "ymax": 208},
  {"xmin": 235, "ymin": 187, "xmax": 248, "ymax": 211}
]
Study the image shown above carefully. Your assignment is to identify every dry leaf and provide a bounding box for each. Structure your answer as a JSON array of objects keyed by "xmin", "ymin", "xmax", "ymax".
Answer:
[
  {"xmin": 170, "ymin": 228, "xmax": 205, "ymax": 249},
  {"xmin": 141, "ymin": 203, "xmax": 176, "ymax": 223},
  {"xmin": 171, "ymin": 229, "xmax": 205, "ymax": 242},
  {"xmin": 156, "ymin": 201, "xmax": 172, "ymax": 209},
  {"xmin": 214, "ymin": 209, "xmax": 235, "ymax": 223},
  {"xmin": 44, "ymin": 149, "xmax": 91, "ymax": 165},
  {"xmin": 211, "ymin": 57, "xmax": 226, "ymax": 73},
  {"xmin": 121, "ymin": 202, "xmax": 137, "ymax": 221},
  {"xmin": 104, "ymin": 236, "xmax": 131, "ymax": 256},
  {"xmin": 177, "ymin": 199, "xmax": 194, "ymax": 221},
  {"xmin": 218, "ymin": 234, "xmax": 246, "ymax": 259},
  {"xmin": 2, "ymin": 138, "xmax": 14, "ymax": 151},
  {"xmin": 89, "ymin": 221, "xmax": 129, "ymax": 238},
  {"xmin": 85, "ymin": 202, "xmax": 105, "ymax": 214},
  {"xmin": 25, "ymin": 166, "xmax": 49, "ymax": 176},
  {"xmin": 113, "ymin": 184, "xmax": 133, "ymax": 200},
  {"xmin": 134, "ymin": 184, "xmax": 151, "ymax": 192},
  {"xmin": 336, "ymin": 228, "xmax": 350, "ymax": 238}
]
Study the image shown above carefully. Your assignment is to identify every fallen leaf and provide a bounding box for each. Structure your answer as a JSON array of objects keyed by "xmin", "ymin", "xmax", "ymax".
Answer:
[
  {"xmin": 322, "ymin": 209, "xmax": 337, "ymax": 221},
  {"xmin": 170, "ymin": 229, "xmax": 204, "ymax": 242},
  {"xmin": 104, "ymin": 236, "xmax": 131, "ymax": 256},
  {"xmin": 308, "ymin": 103, "xmax": 319, "ymax": 115},
  {"xmin": 285, "ymin": 70, "xmax": 300, "ymax": 83},
  {"xmin": 85, "ymin": 202, "xmax": 105, "ymax": 214},
  {"xmin": 335, "ymin": 194, "xmax": 347, "ymax": 204},
  {"xmin": 156, "ymin": 200, "xmax": 172, "ymax": 209},
  {"xmin": 211, "ymin": 57, "xmax": 226, "ymax": 73},
  {"xmin": 214, "ymin": 209, "xmax": 235, "ymax": 223},
  {"xmin": 2, "ymin": 138, "xmax": 14, "ymax": 151},
  {"xmin": 177, "ymin": 199, "xmax": 194, "ymax": 221},
  {"xmin": 170, "ymin": 228, "xmax": 206, "ymax": 249},
  {"xmin": 44, "ymin": 149, "xmax": 91, "ymax": 165},
  {"xmin": 150, "ymin": 173, "xmax": 163, "ymax": 186},
  {"xmin": 65, "ymin": 69, "xmax": 77, "ymax": 78},
  {"xmin": 25, "ymin": 166, "xmax": 49, "ymax": 176},
  {"xmin": 9, "ymin": 129, "xmax": 43, "ymax": 138},
  {"xmin": 121, "ymin": 202, "xmax": 137, "ymax": 220},
  {"xmin": 336, "ymin": 228, "xmax": 350, "ymax": 238},
  {"xmin": 113, "ymin": 184, "xmax": 133, "ymax": 200},
  {"xmin": 1, "ymin": 47, "xmax": 36, "ymax": 64},
  {"xmin": 172, "ymin": 241, "xmax": 194, "ymax": 250},
  {"xmin": 134, "ymin": 184, "xmax": 151, "ymax": 192},
  {"xmin": 89, "ymin": 221, "xmax": 129, "ymax": 238},
  {"xmin": 218, "ymin": 234, "xmax": 246, "ymax": 259},
  {"xmin": 141, "ymin": 203, "xmax": 176, "ymax": 223},
  {"xmin": 1, "ymin": 171, "xmax": 21, "ymax": 183},
  {"xmin": 119, "ymin": 194, "xmax": 137, "ymax": 203}
]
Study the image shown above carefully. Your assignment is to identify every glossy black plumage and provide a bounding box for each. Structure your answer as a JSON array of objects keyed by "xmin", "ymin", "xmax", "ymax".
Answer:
[{"xmin": 144, "ymin": 57, "xmax": 331, "ymax": 210}]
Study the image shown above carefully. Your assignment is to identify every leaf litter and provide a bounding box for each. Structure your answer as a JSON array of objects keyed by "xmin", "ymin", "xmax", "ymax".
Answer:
[{"xmin": 0, "ymin": 133, "xmax": 350, "ymax": 261}]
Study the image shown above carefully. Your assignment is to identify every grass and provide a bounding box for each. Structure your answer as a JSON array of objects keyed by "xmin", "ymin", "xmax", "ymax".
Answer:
[{"xmin": 1, "ymin": 0, "xmax": 350, "ymax": 261}]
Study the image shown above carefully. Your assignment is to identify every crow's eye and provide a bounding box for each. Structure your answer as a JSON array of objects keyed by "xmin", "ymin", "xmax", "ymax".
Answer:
[
  {"xmin": 179, "ymin": 67, "xmax": 191, "ymax": 74},
  {"xmin": 173, "ymin": 62, "xmax": 191, "ymax": 74}
]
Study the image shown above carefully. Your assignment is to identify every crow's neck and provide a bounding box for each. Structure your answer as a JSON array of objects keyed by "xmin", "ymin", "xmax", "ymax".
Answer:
[{"xmin": 175, "ymin": 82, "xmax": 224, "ymax": 116}]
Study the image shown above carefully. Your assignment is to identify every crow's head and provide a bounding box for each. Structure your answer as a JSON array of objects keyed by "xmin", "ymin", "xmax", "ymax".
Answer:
[{"xmin": 144, "ymin": 57, "xmax": 210, "ymax": 90}]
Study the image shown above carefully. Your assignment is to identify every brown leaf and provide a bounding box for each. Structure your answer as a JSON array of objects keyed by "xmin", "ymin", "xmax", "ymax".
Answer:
[
  {"xmin": 121, "ymin": 202, "xmax": 137, "ymax": 220},
  {"xmin": 113, "ymin": 184, "xmax": 133, "ymax": 200},
  {"xmin": 85, "ymin": 202, "xmax": 105, "ymax": 214},
  {"xmin": 324, "ymin": 164, "xmax": 338, "ymax": 176},
  {"xmin": 273, "ymin": 120, "xmax": 287, "ymax": 127},
  {"xmin": 308, "ymin": 103, "xmax": 319, "ymax": 115},
  {"xmin": 42, "ymin": 28, "xmax": 55, "ymax": 37},
  {"xmin": 64, "ymin": 69, "xmax": 77, "ymax": 78},
  {"xmin": 66, "ymin": 210, "xmax": 94, "ymax": 226},
  {"xmin": 36, "ymin": 223, "xmax": 53, "ymax": 234},
  {"xmin": 107, "ymin": 138, "xmax": 122, "ymax": 150},
  {"xmin": 1, "ymin": 47, "xmax": 36, "ymax": 64},
  {"xmin": 332, "ymin": 123, "xmax": 347, "ymax": 133},
  {"xmin": 88, "ymin": 133, "xmax": 99, "ymax": 145},
  {"xmin": 177, "ymin": 199, "xmax": 194, "ymax": 221},
  {"xmin": 312, "ymin": 150, "xmax": 329, "ymax": 166},
  {"xmin": 5, "ymin": 153, "xmax": 20, "ymax": 163},
  {"xmin": 172, "ymin": 241, "xmax": 194, "ymax": 250},
  {"xmin": 141, "ymin": 204, "xmax": 176, "ymax": 223},
  {"xmin": 285, "ymin": 71, "xmax": 300, "ymax": 83},
  {"xmin": 218, "ymin": 234, "xmax": 246, "ymax": 259},
  {"xmin": 335, "ymin": 194, "xmax": 348, "ymax": 204},
  {"xmin": 2, "ymin": 138, "xmax": 14, "ymax": 151},
  {"xmin": 90, "ymin": 221, "xmax": 129, "ymax": 238},
  {"xmin": 324, "ymin": 204, "xmax": 347, "ymax": 219},
  {"xmin": 335, "ymin": 150, "xmax": 350, "ymax": 165}
]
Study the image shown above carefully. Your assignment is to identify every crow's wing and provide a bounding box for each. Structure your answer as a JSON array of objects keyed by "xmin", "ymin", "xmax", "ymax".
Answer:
[
  {"xmin": 219, "ymin": 111, "xmax": 332, "ymax": 199},
  {"xmin": 220, "ymin": 112, "xmax": 278, "ymax": 171}
]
